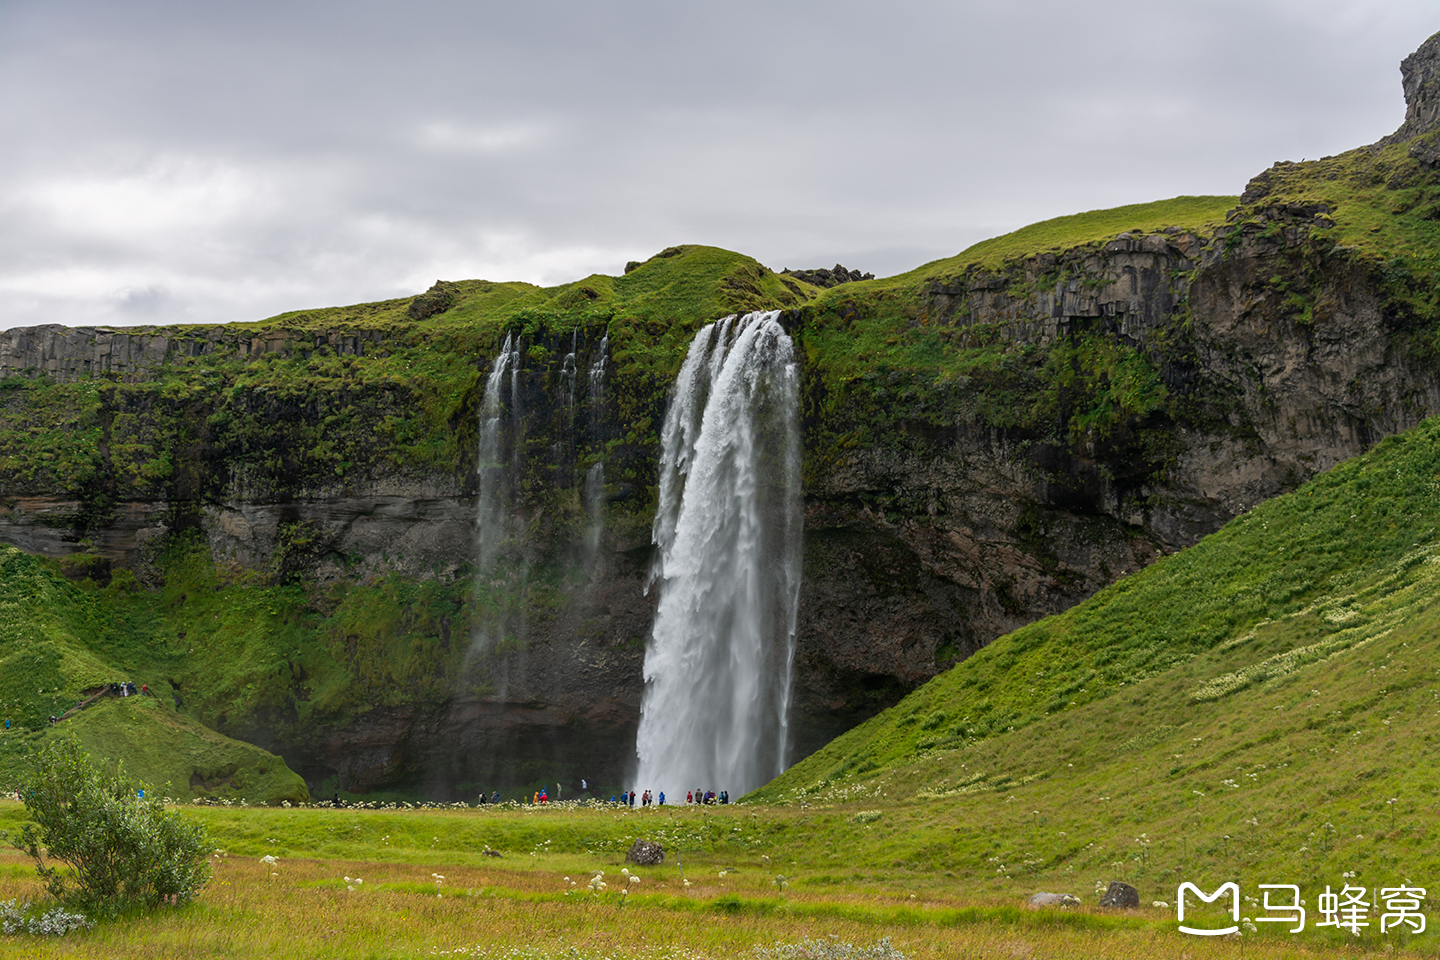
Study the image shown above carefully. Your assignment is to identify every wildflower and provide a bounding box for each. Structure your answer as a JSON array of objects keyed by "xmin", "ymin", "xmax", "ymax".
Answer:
[
  {"xmin": 1153, "ymin": 901, "xmax": 1169, "ymax": 908},
  {"xmin": 259, "ymin": 854, "xmax": 278, "ymax": 866}
]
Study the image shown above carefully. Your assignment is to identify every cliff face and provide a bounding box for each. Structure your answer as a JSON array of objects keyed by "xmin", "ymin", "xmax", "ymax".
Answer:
[{"xmin": 5, "ymin": 37, "xmax": 1440, "ymax": 797}]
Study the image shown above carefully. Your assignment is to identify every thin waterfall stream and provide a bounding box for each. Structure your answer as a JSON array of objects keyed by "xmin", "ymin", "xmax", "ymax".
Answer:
[{"xmin": 634, "ymin": 310, "xmax": 802, "ymax": 798}]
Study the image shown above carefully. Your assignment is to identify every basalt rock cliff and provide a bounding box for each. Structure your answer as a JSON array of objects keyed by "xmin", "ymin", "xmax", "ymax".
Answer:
[{"xmin": 3, "ymin": 35, "xmax": 1440, "ymax": 798}]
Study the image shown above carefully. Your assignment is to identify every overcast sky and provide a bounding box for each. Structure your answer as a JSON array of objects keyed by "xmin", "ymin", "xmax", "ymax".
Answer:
[{"xmin": 0, "ymin": 1, "xmax": 1433, "ymax": 329}]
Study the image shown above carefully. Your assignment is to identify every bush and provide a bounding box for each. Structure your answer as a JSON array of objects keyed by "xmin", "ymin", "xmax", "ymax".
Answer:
[{"xmin": 8, "ymin": 737, "xmax": 212, "ymax": 915}]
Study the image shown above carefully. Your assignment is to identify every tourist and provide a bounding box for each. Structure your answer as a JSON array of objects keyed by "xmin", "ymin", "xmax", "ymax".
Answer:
[
  {"xmin": 478, "ymin": 792, "xmax": 487, "ymax": 805},
  {"xmin": 629, "ymin": 790, "xmax": 636, "ymax": 808},
  {"xmin": 658, "ymin": 791, "xmax": 666, "ymax": 806},
  {"xmin": 621, "ymin": 791, "xmax": 628, "ymax": 805},
  {"xmin": 686, "ymin": 790, "xmax": 693, "ymax": 804},
  {"xmin": 491, "ymin": 791, "xmax": 500, "ymax": 804}
]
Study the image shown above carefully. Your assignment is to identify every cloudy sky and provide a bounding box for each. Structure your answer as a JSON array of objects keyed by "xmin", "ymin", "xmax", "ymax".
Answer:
[{"xmin": 0, "ymin": 1, "xmax": 1433, "ymax": 329}]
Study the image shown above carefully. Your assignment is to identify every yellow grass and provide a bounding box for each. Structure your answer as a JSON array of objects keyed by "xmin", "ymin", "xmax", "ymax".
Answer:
[{"xmin": 0, "ymin": 801, "xmax": 1426, "ymax": 959}]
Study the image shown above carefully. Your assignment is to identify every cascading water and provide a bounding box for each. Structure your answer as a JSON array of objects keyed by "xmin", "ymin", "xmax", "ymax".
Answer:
[
  {"xmin": 633, "ymin": 311, "xmax": 802, "ymax": 798},
  {"xmin": 583, "ymin": 333, "xmax": 609, "ymax": 563},
  {"xmin": 475, "ymin": 333, "xmax": 517, "ymax": 571},
  {"xmin": 560, "ymin": 328, "xmax": 579, "ymax": 414}
]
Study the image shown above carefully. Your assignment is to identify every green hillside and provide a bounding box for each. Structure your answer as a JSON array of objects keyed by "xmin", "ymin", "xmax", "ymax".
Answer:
[
  {"xmin": 0, "ymin": 546, "xmax": 307, "ymax": 803},
  {"xmin": 749, "ymin": 412, "xmax": 1440, "ymax": 910}
]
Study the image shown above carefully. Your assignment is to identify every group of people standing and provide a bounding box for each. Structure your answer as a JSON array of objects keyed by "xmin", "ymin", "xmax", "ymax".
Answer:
[
  {"xmin": 472, "ymin": 783, "xmax": 731, "ymax": 806},
  {"xmin": 687, "ymin": 789, "xmax": 727, "ymax": 805}
]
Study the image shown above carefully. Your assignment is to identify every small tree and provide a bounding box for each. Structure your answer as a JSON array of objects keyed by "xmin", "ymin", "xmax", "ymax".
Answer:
[{"xmin": 9, "ymin": 738, "xmax": 211, "ymax": 915}]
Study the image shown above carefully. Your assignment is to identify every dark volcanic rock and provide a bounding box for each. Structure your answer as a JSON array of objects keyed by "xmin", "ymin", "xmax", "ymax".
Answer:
[
  {"xmin": 1100, "ymin": 881, "xmax": 1140, "ymax": 908},
  {"xmin": 781, "ymin": 264, "xmax": 874, "ymax": 288}
]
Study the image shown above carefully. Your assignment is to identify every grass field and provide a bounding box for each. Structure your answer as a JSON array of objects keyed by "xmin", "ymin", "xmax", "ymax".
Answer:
[{"xmin": 0, "ymin": 797, "xmax": 1423, "ymax": 959}]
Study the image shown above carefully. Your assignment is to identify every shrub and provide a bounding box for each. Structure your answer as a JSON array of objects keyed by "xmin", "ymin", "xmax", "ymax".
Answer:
[{"xmin": 8, "ymin": 737, "xmax": 212, "ymax": 915}]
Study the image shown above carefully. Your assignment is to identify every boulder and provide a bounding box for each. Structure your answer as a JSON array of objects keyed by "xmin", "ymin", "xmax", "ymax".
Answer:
[
  {"xmin": 1099, "ymin": 881, "xmax": 1140, "ymax": 908},
  {"xmin": 1027, "ymin": 892, "xmax": 1081, "ymax": 909},
  {"xmin": 625, "ymin": 839, "xmax": 664, "ymax": 865}
]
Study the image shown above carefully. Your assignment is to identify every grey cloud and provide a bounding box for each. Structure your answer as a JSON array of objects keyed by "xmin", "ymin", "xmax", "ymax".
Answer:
[{"xmin": 0, "ymin": 0, "xmax": 1434, "ymax": 328}]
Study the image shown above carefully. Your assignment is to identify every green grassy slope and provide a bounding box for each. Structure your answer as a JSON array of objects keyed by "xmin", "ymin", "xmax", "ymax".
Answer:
[
  {"xmin": 0, "ymin": 546, "xmax": 307, "ymax": 802},
  {"xmin": 903, "ymin": 195, "xmax": 1237, "ymax": 278},
  {"xmin": 745, "ymin": 413, "xmax": 1440, "ymax": 913}
]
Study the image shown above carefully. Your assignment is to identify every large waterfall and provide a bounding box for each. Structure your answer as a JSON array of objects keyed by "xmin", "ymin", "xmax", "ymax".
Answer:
[{"xmin": 634, "ymin": 311, "xmax": 802, "ymax": 798}]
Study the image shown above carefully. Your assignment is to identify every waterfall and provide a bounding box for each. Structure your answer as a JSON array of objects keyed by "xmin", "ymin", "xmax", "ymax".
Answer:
[
  {"xmin": 587, "ymin": 331, "xmax": 609, "ymax": 412},
  {"xmin": 475, "ymin": 333, "xmax": 517, "ymax": 571},
  {"xmin": 633, "ymin": 310, "xmax": 802, "ymax": 798},
  {"xmin": 560, "ymin": 328, "xmax": 579, "ymax": 414},
  {"xmin": 584, "ymin": 462, "xmax": 606, "ymax": 559},
  {"xmin": 583, "ymin": 333, "xmax": 609, "ymax": 564}
]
